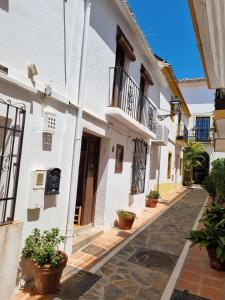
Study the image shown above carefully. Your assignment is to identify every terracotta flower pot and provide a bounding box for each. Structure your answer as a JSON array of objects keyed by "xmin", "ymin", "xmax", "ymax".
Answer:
[
  {"xmin": 207, "ymin": 248, "xmax": 225, "ymax": 271},
  {"xmin": 31, "ymin": 251, "xmax": 68, "ymax": 294},
  {"xmin": 118, "ymin": 212, "xmax": 135, "ymax": 230},
  {"xmin": 146, "ymin": 197, "xmax": 158, "ymax": 208}
]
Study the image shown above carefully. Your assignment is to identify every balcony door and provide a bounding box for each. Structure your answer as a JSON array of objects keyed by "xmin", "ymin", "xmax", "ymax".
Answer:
[
  {"xmin": 196, "ymin": 117, "xmax": 210, "ymax": 142},
  {"xmin": 113, "ymin": 44, "xmax": 126, "ymax": 108}
]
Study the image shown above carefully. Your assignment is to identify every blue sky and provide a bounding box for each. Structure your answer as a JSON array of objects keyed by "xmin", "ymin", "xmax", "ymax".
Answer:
[{"xmin": 128, "ymin": 0, "xmax": 204, "ymax": 79}]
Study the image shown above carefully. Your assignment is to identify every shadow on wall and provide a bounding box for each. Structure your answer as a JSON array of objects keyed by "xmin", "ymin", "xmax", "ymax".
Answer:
[
  {"xmin": 0, "ymin": 0, "xmax": 9, "ymax": 12},
  {"xmin": 150, "ymin": 145, "xmax": 160, "ymax": 180},
  {"xmin": 44, "ymin": 195, "xmax": 56, "ymax": 210},
  {"xmin": 27, "ymin": 208, "xmax": 40, "ymax": 222},
  {"xmin": 16, "ymin": 256, "xmax": 33, "ymax": 289}
]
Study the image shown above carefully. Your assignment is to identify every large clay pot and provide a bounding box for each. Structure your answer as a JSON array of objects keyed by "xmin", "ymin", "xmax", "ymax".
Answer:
[
  {"xmin": 31, "ymin": 251, "xmax": 68, "ymax": 294},
  {"xmin": 146, "ymin": 197, "xmax": 158, "ymax": 208},
  {"xmin": 118, "ymin": 212, "xmax": 136, "ymax": 230},
  {"xmin": 207, "ymin": 248, "xmax": 225, "ymax": 271}
]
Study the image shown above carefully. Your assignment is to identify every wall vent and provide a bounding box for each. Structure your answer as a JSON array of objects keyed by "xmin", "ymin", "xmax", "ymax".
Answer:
[{"xmin": 0, "ymin": 64, "xmax": 8, "ymax": 75}]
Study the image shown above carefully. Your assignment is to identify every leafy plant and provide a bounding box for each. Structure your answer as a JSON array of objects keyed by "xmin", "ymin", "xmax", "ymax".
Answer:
[
  {"xmin": 22, "ymin": 228, "xmax": 65, "ymax": 268},
  {"xmin": 183, "ymin": 141, "xmax": 204, "ymax": 185},
  {"xmin": 188, "ymin": 205, "xmax": 225, "ymax": 262},
  {"xmin": 202, "ymin": 175, "xmax": 216, "ymax": 200},
  {"xmin": 117, "ymin": 210, "xmax": 136, "ymax": 219},
  {"xmin": 210, "ymin": 159, "xmax": 225, "ymax": 205},
  {"xmin": 147, "ymin": 190, "xmax": 160, "ymax": 199}
]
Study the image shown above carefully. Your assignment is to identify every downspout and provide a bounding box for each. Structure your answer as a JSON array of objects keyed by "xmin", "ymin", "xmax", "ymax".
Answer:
[
  {"xmin": 157, "ymin": 146, "xmax": 161, "ymax": 192},
  {"xmin": 64, "ymin": 0, "xmax": 91, "ymax": 254}
]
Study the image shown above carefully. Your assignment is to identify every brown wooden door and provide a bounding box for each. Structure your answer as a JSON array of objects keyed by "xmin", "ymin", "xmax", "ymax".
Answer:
[
  {"xmin": 113, "ymin": 44, "xmax": 126, "ymax": 107},
  {"xmin": 76, "ymin": 133, "xmax": 101, "ymax": 226}
]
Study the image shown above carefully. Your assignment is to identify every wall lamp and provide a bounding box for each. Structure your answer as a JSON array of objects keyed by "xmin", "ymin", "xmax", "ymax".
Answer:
[{"xmin": 158, "ymin": 96, "xmax": 181, "ymax": 121}]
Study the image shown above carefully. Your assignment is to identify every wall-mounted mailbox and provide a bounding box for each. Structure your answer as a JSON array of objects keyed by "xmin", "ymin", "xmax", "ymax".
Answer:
[{"xmin": 45, "ymin": 168, "xmax": 61, "ymax": 195}]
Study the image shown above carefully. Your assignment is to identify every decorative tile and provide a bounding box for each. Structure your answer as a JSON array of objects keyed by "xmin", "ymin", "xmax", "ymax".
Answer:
[
  {"xmin": 128, "ymin": 247, "xmax": 178, "ymax": 272},
  {"xmin": 81, "ymin": 244, "xmax": 106, "ymax": 257},
  {"xmin": 55, "ymin": 270, "xmax": 101, "ymax": 300}
]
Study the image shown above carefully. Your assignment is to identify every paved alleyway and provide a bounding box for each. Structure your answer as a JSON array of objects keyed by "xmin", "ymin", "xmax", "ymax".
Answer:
[{"xmin": 78, "ymin": 187, "xmax": 207, "ymax": 300}]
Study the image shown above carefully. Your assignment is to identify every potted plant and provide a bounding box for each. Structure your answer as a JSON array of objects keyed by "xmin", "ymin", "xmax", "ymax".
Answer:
[
  {"xmin": 146, "ymin": 190, "xmax": 160, "ymax": 208},
  {"xmin": 183, "ymin": 141, "xmax": 204, "ymax": 186},
  {"xmin": 22, "ymin": 228, "xmax": 67, "ymax": 295},
  {"xmin": 188, "ymin": 205, "xmax": 225, "ymax": 271},
  {"xmin": 117, "ymin": 209, "xmax": 136, "ymax": 230}
]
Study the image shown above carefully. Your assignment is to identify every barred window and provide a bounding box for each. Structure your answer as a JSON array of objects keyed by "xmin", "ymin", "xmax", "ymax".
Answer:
[{"xmin": 131, "ymin": 139, "xmax": 147, "ymax": 195}]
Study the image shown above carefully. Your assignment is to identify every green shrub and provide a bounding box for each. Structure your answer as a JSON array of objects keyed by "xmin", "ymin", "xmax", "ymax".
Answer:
[
  {"xmin": 202, "ymin": 175, "xmax": 216, "ymax": 199},
  {"xmin": 147, "ymin": 190, "xmax": 160, "ymax": 199},
  {"xmin": 210, "ymin": 159, "xmax": 225, "ymax": 204},
  {"xmin": 188, "ymin": 205, "xmax": 225, "ymax": 262},
  {"xmin": 116, "ymin": 210, "xmax": 136, "ymax": 219},
  {"xmin": 22, "ymin": 228, "xmax": 65, "ymax": 268}
]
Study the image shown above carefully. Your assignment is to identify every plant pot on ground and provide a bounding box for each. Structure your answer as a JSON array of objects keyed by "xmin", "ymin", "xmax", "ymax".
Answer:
[
  {"xmin": 146, "ymin": 190, "xmax": 160, "ymax": 208},
  {"xmin": 22, "ymin": 228, "xmax": 67, "ymax": 295},
  {"xmin": 117, "ymin": 210, "xmax": 136, "ymax": 230},
  {"xmin": 188, "ymin": 204, "xmax": 225, "ymax": 271}
]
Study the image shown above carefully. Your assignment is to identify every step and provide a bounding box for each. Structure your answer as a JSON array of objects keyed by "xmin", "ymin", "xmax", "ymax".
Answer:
[{"xmin": 72, "ymin": 227, "xmax": 103, "ymax": 253}]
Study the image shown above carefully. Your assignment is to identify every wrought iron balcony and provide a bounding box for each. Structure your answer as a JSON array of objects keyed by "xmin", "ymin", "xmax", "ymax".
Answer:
[
  {"xmin": 215, "ymin": 88, "xmax": 225, "ymax": 110},
  {"xmin": 110, "ymin": 66, "xmax": 157, "ymax": 133},
  {"xmin": 189, "ymin": 128, "xmax": 214, "ymax": 142},
  {"xmin": 176, "ymin": 124, "xmax": 188, "ymax": 145}
]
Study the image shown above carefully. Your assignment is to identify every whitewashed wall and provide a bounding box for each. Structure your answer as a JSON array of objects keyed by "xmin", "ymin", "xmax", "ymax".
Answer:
[
  {"xmin": 84, "ymin": 0, "xmax": 162, "ymax": 120},
  {"xmin": 0, "ymin": 0, "xmax": 85, "ymax": 104},
  {"xmin": 78, "ymin": 0, "xmax": 164, "ymax": 228},
  {"xmin": 180, "ymin": 81, "xmax": 225, "ymax": 161}
]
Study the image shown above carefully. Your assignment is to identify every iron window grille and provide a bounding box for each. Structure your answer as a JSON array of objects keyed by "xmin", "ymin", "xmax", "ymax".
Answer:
[
  {"xmin": 131, "ymin": 139, "xmax": 147, "ymax": 195},
  {"xmin": 0, "ymin": 98, "xmax": 26, "ymax": 225}
]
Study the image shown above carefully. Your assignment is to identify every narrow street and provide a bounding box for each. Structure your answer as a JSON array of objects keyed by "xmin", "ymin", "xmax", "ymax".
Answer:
[{"xmin": 54, "ymin": 187, "xmax": 207, "ymax": 300}]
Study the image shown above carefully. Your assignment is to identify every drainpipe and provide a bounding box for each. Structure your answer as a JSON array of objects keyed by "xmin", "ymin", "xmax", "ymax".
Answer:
[
  {"xmin": 157, "ymin": 146, "xmax": 162, "ymax": 192},
  {"xmin": 64, "ymin": 0, "xmax": 91, "ymax": 254}
]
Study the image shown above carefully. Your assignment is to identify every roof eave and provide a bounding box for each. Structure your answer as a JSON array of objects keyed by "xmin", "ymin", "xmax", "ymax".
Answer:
[{"xmin": 188, "ymin": 0, "xmax": 211, "ymax": 89}]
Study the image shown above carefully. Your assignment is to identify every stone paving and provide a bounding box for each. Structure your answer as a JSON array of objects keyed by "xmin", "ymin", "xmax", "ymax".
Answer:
[{"xmin": 80, "ymin": 188, "xmax": 207, "ymax": 300}]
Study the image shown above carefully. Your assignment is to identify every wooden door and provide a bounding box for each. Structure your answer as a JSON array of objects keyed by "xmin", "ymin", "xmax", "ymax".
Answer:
[
  {"xmin": 113, "ymin": 44, "xmax": 126, "ymax": 107},
  {"xmin": 76, "ymin": 133, "xmax": 101, "ymax": 226}
]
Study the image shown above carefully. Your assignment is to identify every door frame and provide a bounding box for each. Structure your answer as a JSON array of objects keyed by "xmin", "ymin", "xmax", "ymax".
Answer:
[{"xmin": 78, "ymin": 131, "xmax": 101, "ymax": 226}]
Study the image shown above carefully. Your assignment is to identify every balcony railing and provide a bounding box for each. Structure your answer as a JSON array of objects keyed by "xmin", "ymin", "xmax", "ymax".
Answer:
[
  {"xmin": 110, "ymin": 66, "xmax": 157, "ymax": 133},
  {"xmin": 215, "ymin": 88, "xmax": 225, "ymax": 110},
  {"xmin": 189, "ymin": 128, "xmax": 214, "ymax": 142},
  {"xmin": 177, "ymin": 124, "xmax": 188, "ymax": 143}
]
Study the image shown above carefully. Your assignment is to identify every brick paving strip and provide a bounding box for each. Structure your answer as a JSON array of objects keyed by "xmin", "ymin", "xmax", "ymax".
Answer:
[
  {"xmin": 77, "ymin": 188, "xmax": 207, "ymax": 300},
  {"xmin": 173, "ymin": 225, "xmax": 225, "ymax": 300}
]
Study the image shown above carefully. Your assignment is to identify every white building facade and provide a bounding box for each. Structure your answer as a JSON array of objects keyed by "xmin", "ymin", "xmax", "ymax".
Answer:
[
  {"xmin": 0, "ymin": 1, "xmax": 189, "ymax": 297},
  {"xmin": 179, "ymin": 78, "xmax": 225, "ymax": 183}
]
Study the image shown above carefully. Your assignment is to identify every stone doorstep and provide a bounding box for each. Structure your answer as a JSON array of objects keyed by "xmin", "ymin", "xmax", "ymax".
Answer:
[{"xmin": 72, "ymin": 228, "xmax": 104, "ymax": 253}]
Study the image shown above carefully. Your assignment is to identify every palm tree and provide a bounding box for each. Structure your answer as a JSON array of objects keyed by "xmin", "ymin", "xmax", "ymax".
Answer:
[{"xmin": 183, "ymin": 141, "xmax": 204, "ymax": 186}]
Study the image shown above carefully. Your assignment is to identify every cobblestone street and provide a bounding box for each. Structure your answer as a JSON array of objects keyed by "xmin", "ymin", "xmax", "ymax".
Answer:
[{"xmin": 80, "ymin": 187, "xmax": 207, "ymax": 300}]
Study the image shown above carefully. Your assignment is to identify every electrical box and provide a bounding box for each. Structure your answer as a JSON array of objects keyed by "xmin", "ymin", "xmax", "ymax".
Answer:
[
  {"xmin": 45, "ymin": 168, "xmax": 61, "ymax": 195},
  {"xmin": 43, "ymin": 112, "xmax": 56, "ymax": 133},
  {"xmin": 33, "ymin": 170, "xmax": 46, "ymax": 190}
]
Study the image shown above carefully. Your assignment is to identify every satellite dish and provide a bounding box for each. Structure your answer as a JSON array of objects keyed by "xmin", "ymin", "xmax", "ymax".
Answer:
[{"xmin": 45, "ymin": 85, "xmax": 52, "ymax": 97}]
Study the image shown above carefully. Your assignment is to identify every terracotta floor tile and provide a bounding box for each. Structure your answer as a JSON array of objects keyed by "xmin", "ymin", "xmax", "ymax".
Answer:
[
  {"xmin": 200, "ymin": 286, "xmax": 225, "ymax": 300},
  {"xmin": 202, "ymin": 275, "xmax": 225, "ymax": 288},
  {"xmin": 175, "ymin": 279, "xmax": 200, "ymax": 295},
  {"xmin": 180, "ymin": 270, "xmax": 202, "ymax": 283}
]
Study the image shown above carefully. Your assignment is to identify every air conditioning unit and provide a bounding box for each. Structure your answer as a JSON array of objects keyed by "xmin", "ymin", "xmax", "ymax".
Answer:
[{"xmin": 152, "ymin": 124, "xmax": 169, "ymax": 146}]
